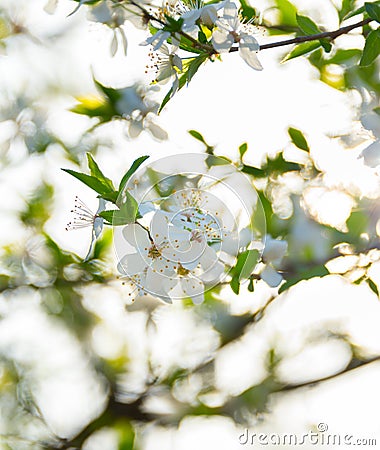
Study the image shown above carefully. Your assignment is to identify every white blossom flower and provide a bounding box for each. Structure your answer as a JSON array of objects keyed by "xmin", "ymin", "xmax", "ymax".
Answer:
[
  {"xmin": 177, "ymin": 0, "xmax": 227, "ymax": 35},
  {"xmin": 211, "ymin": 1, "xmax": 262, "ymax": 70},
  {"xmin": 141, "ymin": 30, "xmax": 172, "ymax": 50},
  {"xmin": 146, "ymin": 44, "xmax": 182, "ymax": 98},
  {"xmin": 117, "ymin": 223, "xmax": 177, "ymax": 302},
  {"xmin": 66, "ymin": 197, "xmax": 106, "ymax": 261},
  {"xmin": 259, "ymin": 235, "xmax": 287, "ymax": 287}
]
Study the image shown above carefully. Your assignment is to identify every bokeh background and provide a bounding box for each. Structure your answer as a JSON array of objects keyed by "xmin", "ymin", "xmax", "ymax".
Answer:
[{"xmin": 0, "ymin": 0, "xmax": 380, "ymax": 448}]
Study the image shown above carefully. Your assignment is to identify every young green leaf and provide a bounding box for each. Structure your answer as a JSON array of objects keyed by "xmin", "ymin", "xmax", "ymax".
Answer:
[
  {"xmin": 118, "ymin": 156, "xmax": 149, "ymax": 193},
  {"xmin": 102, "ymin": 191, "xmax": 139, "ymax": 225},
  {"xmin": 186, "ymin": 53, "xmax": 209, "ymax": 83},
  {"xmin": 360, "ymin": 29, "xmax": 380, "ymax": 66},
  {"xmin": 288, "ymin": 127, "xmax": 310, "ymax": 151},
  {"xmin": 159, "ymin": 73, "xmax": 187, "ymax": 113},
  {"xmin": 239, "ymin": 143, "xmax": 248, "ymax": 159},
  {"xmin": 86, "ymin": 153, "xmax": 115, "ymax": 191},
  {"xmin": 281, "ymin": 41, "xmax": 321, "ymax": 62},
  {"xmin": 296, "ymin": 14, "xmax": 320, "ymax": 35},
  {"xmin": 230, "ymin": 250, "xmax": 260, "ymax": 295},
  {"xmin": 367, "ymin": 278, "xmax": 379, "ymax": 296},
  {"xmin": 278, "ymin": 265, "xmax": 329, "ymax": 293},
  {"xmin": 365, "ymin": 2, "xmax": 380, "ymax": 23},
  {"xmin": 339, "ymin": 0, "xmax": 356, "ymax": 22},
  {"xmin": 344, "ymin": 0, "xmax": 380, "ymax": 20},
  {"xmin": 274, "ymin": 0, "xmax": 298, "ymax": 26},
  {"xmin": 62, "ymin": 169, "xmax": 113, "ymax": 196},
  {"xmin": 239, "ymin": 0, "xmax": 256, "ymax": 22}
]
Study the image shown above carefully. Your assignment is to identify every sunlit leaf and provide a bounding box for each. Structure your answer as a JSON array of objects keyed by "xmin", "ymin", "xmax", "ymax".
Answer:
[
  {"xmin": 118, "ymin": 155, "xmax": 149, "ymax": 193},
  {"xmin": 281, "ymin": 41, "xmax": 322, "ymax": 62},
  {"xmin": 365, "ymin": 2, "xmax": 380, "ymax": 23},
  {"xmin": 288, "ymin": 127, "xmax": 310, "ymax": 151},
  {"xmin": 360, "ymin": 29, "xmax": 380, "ymax": 66},
  {"xmin": 278, "ymin": 265, "xmax": 329, "ymax": 293}
]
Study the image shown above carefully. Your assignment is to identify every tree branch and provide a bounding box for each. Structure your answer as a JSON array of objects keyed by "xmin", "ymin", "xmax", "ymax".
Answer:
[{"xmin": 232, "ymin": 18, "xmax": 372, "ymax": 52}]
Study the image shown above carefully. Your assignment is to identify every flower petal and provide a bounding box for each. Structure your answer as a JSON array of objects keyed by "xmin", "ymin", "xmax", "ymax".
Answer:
[
  {"xmin": 260, "ymin": 265, "xmax": 283, "ymax": 287},
  {"xmin": 239, "ymin": 35, "xmax": 263, "ymax": 70},
  {"xmin": 212, "ymin": 28, "xmax": 234, "ymax": 53},
  {"xmin": 122, "ymin": 223, "xmax": 151, "ymax": 251},
  {"xmin": 117, "ymin": 252, "xmax": 147, "ymax": 276},
  {"xmin": 263, "ymin": 237, "xmax": 287, "ymax": 263},
  {"xmin": 180, "ymin": 277, "xmax": 205, "ymax": 304}
]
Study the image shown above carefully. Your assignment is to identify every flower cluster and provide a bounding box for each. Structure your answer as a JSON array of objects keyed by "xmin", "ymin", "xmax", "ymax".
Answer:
[
  {"xmin": 65, "ymin": 154, "xmax": 288, "ymax": 305},
  {"xmin": 81, "ymin": 0, "xmax": 263, "ymax": 105}
]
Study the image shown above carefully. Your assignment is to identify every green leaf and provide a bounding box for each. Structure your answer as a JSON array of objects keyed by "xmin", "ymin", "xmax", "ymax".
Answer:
[
  {"xmin": 94, "ymin": 79, "xmax": 121, "ymax": 104},
  {"xmin": 159, "ymin": 73, "xmax": 187, "ymax": 113},
  {"xmin": 295, "ymin": 15, "xmax": 331, "ymax": 52},
  {"xmin": 239, "ymin": 143, "xmax": 248, "ymax": 159},
  {"xmin": 118, "ymin": 156, "xmax": 149, "ymax": 193},
  {"xmin": 374, "ymin": 106, "xmax": 380, "ymax": 115},
  {"xmin": 278, "ymin": 265, "xmax": 329, "ymax": 293},
  {"xmin": 230, "ymin": 276, "xmax": 240, "ymax": 295},
  {"xmin": 288, "ymin": 127, "xmax": 310, "ymax": 151},
  {"xmin": 187, "ymin": 53, "xmax": 208, "ymax": 83},
  {"xmin": 296, "ymin": 14, "xmax": 320, "ymax": 35},
  {"xmin": 339, "ymin": 0, "xmax": 356, "ymax": 22},
  {"xmin": 100, "ymin": 192, "xmax": 139, "ymax": 225},
  {"xmin": 344, "ymin": 1, "xmax": 380, "ymax": 20},
  {"xmin": 367, "ymin": 278, "xmax": 379, "ymax": 296},
  {"xmin": 282, "ymin": 41, "xmax": 322, "ymax": 62},
  {"xmin": 239, "ymin": 0, "xmax": 256, "ymax": 22},
  {"xmin": 242, "ymin": 152, "xmax": 301, "ymax": 178},
  {"xmin": 62, "ymin": 169, "xmax": 113, "ymax": 196},
  {"xmin": 365, "ymin": 2, "xmax": 380, "ymax": 23},
  {"xmin": 241, "ymin": 165, "xmax": 265, "ymax": 177},
  {"xmin": 274, "ymin": 0, "xmax": 298, "ymax": 26},
  {"xmin": 86, "ymin": 153, "xmax": 114, "ymax": 191},
  {"xmin": 230, "ymin": 250, "xmax": 260, "ymax": 295},
  {"xmin": 360, "ymin": 29, "xmax": 380, "ymax": 66},
  {"xmin": 189, "ymin": 130, "xmax": 207, "ymax": 144}
]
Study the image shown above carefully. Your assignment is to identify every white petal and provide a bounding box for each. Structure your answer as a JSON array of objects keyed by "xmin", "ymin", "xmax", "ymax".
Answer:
[
  {"xmin": 128, "ymin": 120, "xmax": 143, "ymax": 138},
  {"xmin": 172, "ymin": 54, "xmax": 183, "ymax": 71},
  {"xmin": 200, "ymin": 7, "xmax": 218, "ymax": 26},
  {"xmin": 360, "ymin": 140, "xmax": 380, "ymax": 168},
  {"xmin": 179, "ymin": 241, "xmax": 206, "ymax": 270},
  {"xmin": 147, "ymin": 121, "xmax": 169, "ymax": 141},
  {"xmin": 239, "ymin": 35, "xmax": 263, "ymax": 70},
  {"xmin": 117, "ymin": 253, "xmax": 147, "ymax": 276},
  {"xmin": 139, "ymin": 201, "xmax": 156, "ymax": 216},
  {"xmin": 180, "ymin": 277, "xmax": 205, "ymax": 304},
  {"xmin": 199, "ymin": 245, "xmax": 219, "ymax": 271},
  {"xmin": 182, "ymin": 9, "xmax": 201, "ymax": 27},
  {"xmin": 44, "ymin": 0, "xmax": 58, "ymax": 14},
  {"xmin": 212, "ymin": 29, "xmax": 234, "ymax": 53},
  {"xmin": 260, "ymin": 265, "xmax": 283, "ymax": 287},
  {"xmin": 122, "ymin": 224, "xmax": 151, "ymax": 250},
  {"xmin": 151, "ymin": 210, "xmax": 170, "ymax": 246},
  {"xmin": 263, "ymin": 238, "xmax": 287, "ymax": 263},
  {"xmin": 223, "ymin": 1, "xmax": 238, "ymax": 26},
  {"xmin": 146, "ymin": 266, "xmax": 176, "ymax": 300}
]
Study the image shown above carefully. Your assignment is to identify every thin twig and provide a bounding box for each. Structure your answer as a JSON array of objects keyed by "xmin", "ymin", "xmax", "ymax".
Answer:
[{"xmin": 233, "ymin": 17, "xmax": 372, "ymax": 52}]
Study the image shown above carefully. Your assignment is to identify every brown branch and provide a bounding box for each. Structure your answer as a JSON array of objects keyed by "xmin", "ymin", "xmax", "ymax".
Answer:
[{"xmin": 231, "ymin": 17, "xmax": 372, "ymax": 52}]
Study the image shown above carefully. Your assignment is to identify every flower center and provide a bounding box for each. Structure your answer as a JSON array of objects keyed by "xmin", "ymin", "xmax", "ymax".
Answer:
[
  {"xmin": 177, "ymin": 264, "xmax": 190, "ymax": 276},
  {"xmin": 148, "ymin": 245, "xmax": 161, "ymax": 258}
]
